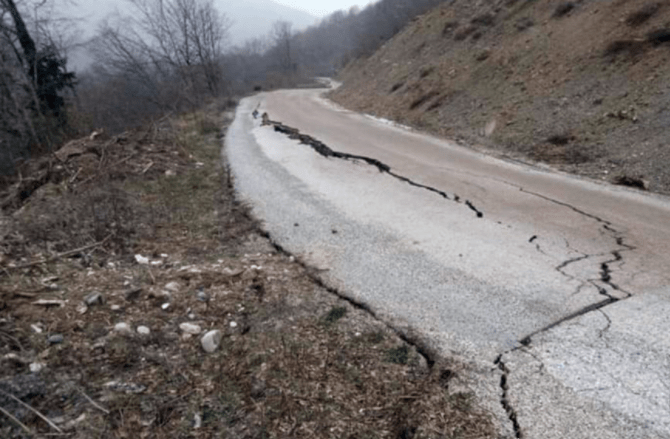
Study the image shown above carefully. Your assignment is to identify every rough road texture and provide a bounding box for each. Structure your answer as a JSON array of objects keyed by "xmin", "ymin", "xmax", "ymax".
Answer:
[
  {"xmin": 331, "ymin": 0, "xmax": 670, "ymax": 194},
  {"xmin": 228, "ymin": 90, "xmax": 670, "ymax": 439}
]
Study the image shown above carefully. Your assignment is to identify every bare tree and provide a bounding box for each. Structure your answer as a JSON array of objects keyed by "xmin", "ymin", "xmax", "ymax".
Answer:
[
  {"xmin": 91, "ymin": 0, "xmax": 232, "ymax": 115},
  {"xmin": 271, "ymin": 20, "xmax": 293, "ymax": 72},
  {"xmin": 0, "ymin": 0, "xmax": 75, "ymax": 174}
]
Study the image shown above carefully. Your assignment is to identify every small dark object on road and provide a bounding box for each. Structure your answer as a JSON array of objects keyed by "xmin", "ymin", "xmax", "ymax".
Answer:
[
  {"xmin": 613, "ymin": 175, "xmax": 649, "ymax": 190},
  {"xmin": 547, "ymin": 134, "xmax": 574, "ymax": 146}
]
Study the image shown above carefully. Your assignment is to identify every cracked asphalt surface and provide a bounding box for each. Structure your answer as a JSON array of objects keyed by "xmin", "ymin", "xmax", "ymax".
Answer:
[{"xmin": 225, "ymin": 88, "xmax": 670, "ymax": 438}]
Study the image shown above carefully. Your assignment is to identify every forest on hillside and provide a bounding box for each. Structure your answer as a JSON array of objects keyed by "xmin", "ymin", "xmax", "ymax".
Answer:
[{"xmin": 0, "ymin": 0, "xmax": 447, "ymax": 177}]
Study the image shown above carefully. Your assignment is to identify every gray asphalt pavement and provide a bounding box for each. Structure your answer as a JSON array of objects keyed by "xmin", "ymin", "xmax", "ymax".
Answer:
[{"xmin": 225, "ymin": 88, "xmax": 670, "ymax": 439}]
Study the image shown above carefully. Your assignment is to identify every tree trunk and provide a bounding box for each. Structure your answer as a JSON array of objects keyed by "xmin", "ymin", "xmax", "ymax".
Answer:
[{"xmin": 2, "ymin": 0, "xmax": 36, "ymax": 69}]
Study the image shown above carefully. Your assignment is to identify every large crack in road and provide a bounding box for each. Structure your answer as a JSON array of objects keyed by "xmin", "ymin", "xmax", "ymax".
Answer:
[
  {"xmin": 256, "ymin": 112, "xmax": 640, "ymax": 438},
  {"xmin": 260, "ymin": 113, "xmax": 485, "ymax": 218}
]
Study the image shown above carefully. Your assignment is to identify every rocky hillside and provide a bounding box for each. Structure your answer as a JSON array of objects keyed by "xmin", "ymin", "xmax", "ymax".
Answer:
[{"xmin": 331, "ymin": 0, "xmax": 670, "ymax": 194}]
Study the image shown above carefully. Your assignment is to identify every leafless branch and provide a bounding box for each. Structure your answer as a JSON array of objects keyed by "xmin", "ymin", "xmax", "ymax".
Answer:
[
  {"xmin": 0, "ymin": 389, "xmax": 63, "ymax": 433},
  {"xmin": 0, "ymin": 404, "xmax": 34, "ymax": 435}
]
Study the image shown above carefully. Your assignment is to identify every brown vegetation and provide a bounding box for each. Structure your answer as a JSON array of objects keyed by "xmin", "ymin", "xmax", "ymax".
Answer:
[{"xmin": 0, "ymin": 106, "xmax": 495, "ymax": 438}]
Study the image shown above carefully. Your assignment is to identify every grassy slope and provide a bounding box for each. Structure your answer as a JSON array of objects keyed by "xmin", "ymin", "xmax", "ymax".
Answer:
[{"xmin": 332, "ymin": 0, "xmax": 670, "ymax": 193}]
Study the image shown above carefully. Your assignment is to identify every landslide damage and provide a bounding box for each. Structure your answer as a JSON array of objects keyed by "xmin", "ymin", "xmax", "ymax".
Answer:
[
  {"xmin": 0, "ymin": 107, "xmax": 495, "ymax": 438},
  {"xmin": 331, "ymin": 0, "xmax": 670, "ymax": 194}
]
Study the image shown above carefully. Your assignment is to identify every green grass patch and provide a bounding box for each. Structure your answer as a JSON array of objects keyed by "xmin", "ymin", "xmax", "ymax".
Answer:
[
  {"xmin": 385, "ymin": 345, "xmax": 410, "ymax": 365},
  {"xmin": 322, "ymin": 306, "xmax": 347, "ymax": 325}
]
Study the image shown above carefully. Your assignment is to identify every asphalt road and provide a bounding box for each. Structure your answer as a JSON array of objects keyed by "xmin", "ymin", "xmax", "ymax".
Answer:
[{"xmin": 225, "ymin": 87, "xmax": 670, "ymax": 439}]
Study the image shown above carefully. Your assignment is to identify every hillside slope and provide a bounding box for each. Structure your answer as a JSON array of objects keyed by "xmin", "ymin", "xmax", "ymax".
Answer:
[{"xmin": 331, "ymin": 0, "xmax": 670, "ymax": 194}]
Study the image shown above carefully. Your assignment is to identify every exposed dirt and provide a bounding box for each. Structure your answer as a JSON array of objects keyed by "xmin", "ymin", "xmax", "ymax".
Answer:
[
  {"xmin": 0, "ymin": 106, "xmax": 494, "ymax": 438},
  {"xmin": 331, "ymin": 0, "xmax": 670, "ymax": 194}
]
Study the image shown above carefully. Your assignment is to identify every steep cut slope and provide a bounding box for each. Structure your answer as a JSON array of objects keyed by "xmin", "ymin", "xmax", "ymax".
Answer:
[{"xmin": 331, "ymin": 0, "xmax": 670, "ymax": 194}]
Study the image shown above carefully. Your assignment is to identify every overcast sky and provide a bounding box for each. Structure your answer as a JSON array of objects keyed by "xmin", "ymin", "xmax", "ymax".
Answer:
[{"xmin": 272, "ymin": 0, "xmax": 375, "ymax": 17}]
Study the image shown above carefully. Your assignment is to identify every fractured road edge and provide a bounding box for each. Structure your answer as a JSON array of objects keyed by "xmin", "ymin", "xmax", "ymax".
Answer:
[
  {"xmin": 259, "ymin": 112, "xmax": 485, "ymax": 218},
  {"xmin": 251, "ymin": 109, "xmax": 641, "ymax": 438}
]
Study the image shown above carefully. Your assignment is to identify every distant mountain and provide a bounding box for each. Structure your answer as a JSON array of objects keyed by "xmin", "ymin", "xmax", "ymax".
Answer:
[
  {"xmin": 62, "ymin": 0, "xmax": 317, "ymax": 70},
  {"xmin": 222, "ymin": 0, "xmax": 318, "ymax": 45}
]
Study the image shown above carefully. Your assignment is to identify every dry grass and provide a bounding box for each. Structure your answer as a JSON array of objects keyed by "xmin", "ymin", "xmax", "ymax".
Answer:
[
  {"xmin": 331, "ymin": 0, "xmax": 670, "ymax": 193},
  {"xmin": 0, "ymin": 104, "xmax": 495, "ymax": 438}
]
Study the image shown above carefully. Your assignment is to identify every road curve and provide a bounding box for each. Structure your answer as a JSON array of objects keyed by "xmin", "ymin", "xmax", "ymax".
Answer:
[{"xmin": 225, "ymin": 88, "xmax": 670, "ymax": 439}]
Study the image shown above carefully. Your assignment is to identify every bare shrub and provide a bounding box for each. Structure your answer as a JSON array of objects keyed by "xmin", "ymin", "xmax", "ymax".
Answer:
[
  {"xmin": 613, "ymin": 175, "xmax": 650, "ymax": 190},
  {"xmin": 515, "ymin": 17, "xmax": 535, "ymax": 32},
  {"xmin": 409, "ymin": 91, "xmax": 439, "ymax": 110},
  {"xmin": 442, "ymin": 20, "xmax": 459, "ymax": 36},
  {"xmin": 553, "ymin": 2, "xmax": 575, "ymax": 18},
  {"xmin": 603, "ymin": 40, "xmax": 648, "ymax": 60},
  {"xmin": 454, "ymin": 25, "xmax": 477, "ymax": 41},
  {"xmin": 647, "ymin": 28, "xmax": 670, "ymax": 45},
  {"xmin": 390, "ymin": 81, "xmax": 405, "ymax": 93},
  {"xmin": 626, "ymin": 3, "xmax": 662, "ymax": 27},
  {"xmin": 471, "ymin": 12, "xmax": 496, "ymax": 27},
  {"xmin": 14, "ymin": 182, "xmax": 141, "ymax": 254},
  {"xmin": 547, "ymin": 133, "xmax": 575, "ymax": 145},
  {"xmin": 419, "ymin": 66, "xmax": 435, "ymax": 78}
]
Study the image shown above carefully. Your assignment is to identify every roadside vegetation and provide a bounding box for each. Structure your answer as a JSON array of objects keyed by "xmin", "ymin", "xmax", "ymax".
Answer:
[{"xmin": 0, "ymin": 102, "xmax": 494, "ymax": 438}]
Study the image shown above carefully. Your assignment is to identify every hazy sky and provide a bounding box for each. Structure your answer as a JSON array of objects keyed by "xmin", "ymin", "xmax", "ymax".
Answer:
[{"xmin": 272, "ymin": 0, "xmax": 375, "ymax": 17}]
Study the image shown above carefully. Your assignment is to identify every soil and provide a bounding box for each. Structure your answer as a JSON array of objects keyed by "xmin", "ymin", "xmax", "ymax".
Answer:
[
  {"xmin": 0, "ymin": 105, "xmax": 494, "ymax": 438},
  {"xmin": 331, "ymin": 0, "xmax": 670, "ymax": 195}
]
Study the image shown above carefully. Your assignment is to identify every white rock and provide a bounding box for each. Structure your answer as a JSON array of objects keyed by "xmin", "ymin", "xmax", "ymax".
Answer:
[
  {"xmin": 3, "ymin": 353, "xmax": 27, "ymax": 364},
  {"xmin": 30, "ymin": 324, "xmax": 43, "ymax": 334},
  {"xmin": 229, "ymin": 321, "xmax": 238, "ymax": 328},
  {"xmin": 111, "ymin": 305, "xmax": 122, "ymax": 312},
  {"xmin": 84, "ymin": 292, "xmax": 104, "ymax": 306},
  {"xmin": 105, "ymin": 381, "xmax": 146, "ymax": 394},
  {"xmin": 137, "ymin": 326, "xmax": 151, "ymax": 335},
  {"xmin": 134, "ymin": 255, "xmax": 150, "ymax": 265},
  {"xmin": 201, "ymin": 330, "xmax": 222, "ymax": 353},
  {"xmin": 32, "ymin": 299, "xmax": 65, "ymax": 307},
  {"xmin": 193, "ymin": 412, "xmax": 202, "ymax": 429},
  {"xmin": 179, "ymin": 323, "xmax": 202, "ymax": 335},
  {"xmin": 114, "ymin": 322, "xmax": 132, "ymax": 334},
  {"xmin": 164, "ymin": 281, "xmax": 181, "ymax": 292},
  {"xmin": 161, "ymin": 303, "xmax": 171, "ymax": 310},
  {"xmin": 29, "ymin": 362, "xmax": 46, "ymax": 373}
]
